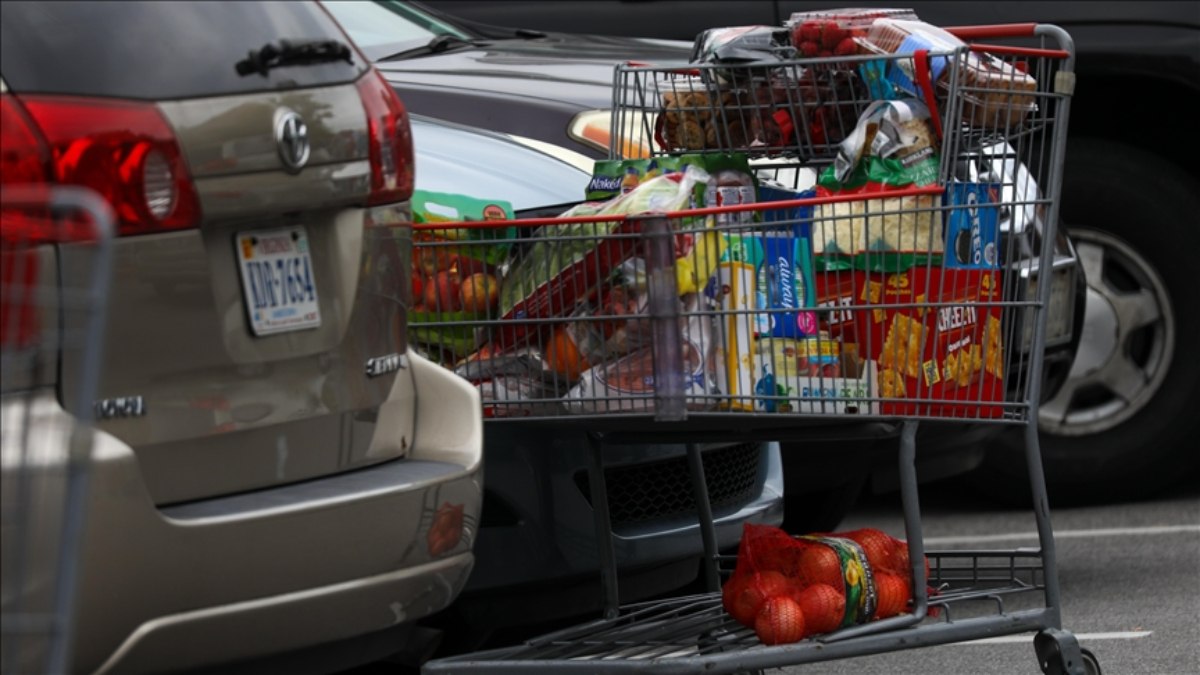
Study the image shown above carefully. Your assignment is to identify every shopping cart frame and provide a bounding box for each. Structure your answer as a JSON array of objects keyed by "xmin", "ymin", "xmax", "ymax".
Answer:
[
  {"xmin": 422, "ymin": 22, "xmax": 1096, "ymax": 675},
  {"xmin": 1, "ymin": 186, "xmax": 115, "ymax": 675}
]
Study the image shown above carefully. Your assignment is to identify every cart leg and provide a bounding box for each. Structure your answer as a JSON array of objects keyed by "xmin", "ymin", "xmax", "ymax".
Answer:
[
  {"xmin": 1026, "ymin": 421, "xmax": 1064, "ymax": 627},
  {"xmin": 822, "ymin": 421, "xmax": 928, "ymax": 642},
  {"xmin": 897, "ymin": 420, "xmax": 929, "ymax": 614},
  {"xmin": 586, "ymin": 433, "xmax": 620, "ymax": 620},
  {"xmin": 686, "ymin": 443, "xmax": 720, "ymax": 594}
]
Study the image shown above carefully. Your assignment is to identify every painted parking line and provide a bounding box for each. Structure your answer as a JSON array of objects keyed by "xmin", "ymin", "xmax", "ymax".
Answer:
[
  {"xmin": 924, "ymin": 524, "xmax": 1200, "ymax": 546},
  {"xmin": 960, "ymin": 631, "xmax": 1153, "ymax": 645}
]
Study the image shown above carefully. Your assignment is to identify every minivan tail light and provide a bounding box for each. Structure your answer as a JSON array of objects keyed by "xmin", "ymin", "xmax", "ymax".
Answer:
[
  {"xmin": 18, "ymin": 95, "xmax": 200, "ymax": 236},
  {"xmin": 356, "ymin": 70, "xmax": 414, "ymax": 205}
]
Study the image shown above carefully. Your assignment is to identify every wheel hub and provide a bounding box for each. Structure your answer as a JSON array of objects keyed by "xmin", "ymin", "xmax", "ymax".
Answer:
[{"xmin": 1039, "ymin": 228, "xmax": 1174, "ymax": 436}]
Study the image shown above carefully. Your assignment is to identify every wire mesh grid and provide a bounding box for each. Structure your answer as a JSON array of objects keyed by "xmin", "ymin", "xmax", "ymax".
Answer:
[
  {"xmin": 408, "ymin": 33, "xmax": 1073, "ymax": 428},
  {"xmin": 2, "ymin": 186, "xmax": 114, "ymax": 675}
]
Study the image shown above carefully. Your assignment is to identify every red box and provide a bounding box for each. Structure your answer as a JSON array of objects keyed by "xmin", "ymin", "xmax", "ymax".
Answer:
[{"xmin": 815, "ymin": 268, "xmax": 1008, "ymax": 418}]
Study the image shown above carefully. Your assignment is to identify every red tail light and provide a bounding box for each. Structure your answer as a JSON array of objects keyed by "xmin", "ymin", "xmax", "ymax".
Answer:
[
  {"xmin": 356, "ymin": 70, "xmax": 414, "ymax": 206},
  {"xmin": 17, "ymin": 95, "xmax": 201, "ymax": 236}
]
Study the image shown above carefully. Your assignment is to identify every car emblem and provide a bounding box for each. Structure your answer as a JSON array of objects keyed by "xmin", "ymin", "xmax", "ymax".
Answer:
[{"xmin": 274, "ymin": 108, "xmax": 310, "ymax": 172}]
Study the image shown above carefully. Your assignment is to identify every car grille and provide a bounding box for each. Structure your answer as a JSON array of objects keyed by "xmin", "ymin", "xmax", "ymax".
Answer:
[{"xmin": 575, "ymin": 443, "xmax": 763, "ymax": 527}]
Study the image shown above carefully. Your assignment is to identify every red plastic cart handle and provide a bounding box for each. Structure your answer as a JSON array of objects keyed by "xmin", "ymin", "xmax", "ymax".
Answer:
[{"xmin": 943, "ymin": 23, "xmax": 1038, "ymax": 40}]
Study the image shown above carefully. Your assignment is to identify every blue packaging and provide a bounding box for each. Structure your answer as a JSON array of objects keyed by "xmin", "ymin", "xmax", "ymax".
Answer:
[
  {"xmin": 943, "ymin": 183, "xmax": 1001, "ymax": 269},
  {"xmin": 754, "ymin": 232, "xmax": 819, "ymax": 339}
]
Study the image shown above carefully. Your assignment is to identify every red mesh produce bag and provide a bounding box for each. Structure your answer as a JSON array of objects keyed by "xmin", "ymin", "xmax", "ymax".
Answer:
[{"xmin": 722, "ymin": 524, "xmax": 934, "ymax": 643}]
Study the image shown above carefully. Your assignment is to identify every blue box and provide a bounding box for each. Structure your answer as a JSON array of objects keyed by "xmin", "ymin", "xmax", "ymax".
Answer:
[{"xmin": 943, "ymin": 183, "xmax": 1001, "ymax": 269}]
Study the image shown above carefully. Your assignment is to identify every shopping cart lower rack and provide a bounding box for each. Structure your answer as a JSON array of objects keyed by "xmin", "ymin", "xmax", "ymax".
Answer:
[{"xmin": 420, "ymin": 21, "xmax": 1097, "ymax": 675}]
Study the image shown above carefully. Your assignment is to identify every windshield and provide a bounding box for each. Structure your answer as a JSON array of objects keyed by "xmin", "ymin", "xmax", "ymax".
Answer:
[{"xmin": 322, "ymin": 0, "xmax": 471, "ymax": 60}]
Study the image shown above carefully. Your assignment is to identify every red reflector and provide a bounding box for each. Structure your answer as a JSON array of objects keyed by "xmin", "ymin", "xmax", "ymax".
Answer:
[
  {"xmin": 18, "ymin": 95, "xmax": 200, "ymax": 236},
  {"xmin": 356, "ymin": 70, "xmax": 414, "ymax": 205}
]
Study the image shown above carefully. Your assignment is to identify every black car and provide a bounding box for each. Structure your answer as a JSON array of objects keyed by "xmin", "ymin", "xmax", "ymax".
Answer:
[{"xmin": 415, "ymin": 0, "xmax": 1200, "ymax": 505}]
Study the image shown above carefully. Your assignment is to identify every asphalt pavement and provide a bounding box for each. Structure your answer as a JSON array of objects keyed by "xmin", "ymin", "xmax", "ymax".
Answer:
[{"xmin": 774, "ymin": 480, "xmax": 1200, "ymax": 675}]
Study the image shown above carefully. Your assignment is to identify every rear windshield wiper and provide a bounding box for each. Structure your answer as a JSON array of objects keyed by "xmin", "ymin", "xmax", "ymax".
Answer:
[
  {"xmin": 236, "ymin": 39, "xmax": 353, "ymax": 77},
  {"xmin": 379, "ymin": 34, "xmax": 482, "ymax": 61}
]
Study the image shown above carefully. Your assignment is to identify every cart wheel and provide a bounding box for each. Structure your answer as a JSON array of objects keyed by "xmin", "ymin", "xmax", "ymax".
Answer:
[{"xmin": 1034, "ymin": 629, "xmax": 1095, "ymax": 675}]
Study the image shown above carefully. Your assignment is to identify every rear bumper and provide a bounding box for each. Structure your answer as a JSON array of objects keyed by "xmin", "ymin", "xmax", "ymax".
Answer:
[{"xmin": 2, "ymin": 353, "xmax": 483, "ymax": 675}]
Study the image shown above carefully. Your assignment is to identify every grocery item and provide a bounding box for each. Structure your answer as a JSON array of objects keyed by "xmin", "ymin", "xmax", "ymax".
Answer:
[
  {"xmin": 787, "ymin": 8, "xmax": 919, "ymax": 60},
  {"xmin": 853, "ymin": 267, "xmax": 1007, "ymax": 416},
  {"xmin": 709, "ymin": 227, "xmax": 823, "ymax": 411},
  {"xmin": 410, "ymin": 191, "xmax": 515, "ymax": 359},
  {"xmin": 564, "ymin": 294, "xmax": 719, "ymax": 413},
  {"xmin": 943, "ymin": 182, "xmax": 1001, "ymax": 268},
  {"xmin": 813, "ymin": 99, "xmax": 942, "ymax": 271},
  {"xmin": 754, "ymin": 231, "xmax": 818, "ymax": 339},
  {"xmin": 750, "ymin": 338, "xmax": 877, "ymax": 415},
  {"xmin": 498, "ymin": 166, "xmax": 707, "ymax": 346},
  {"xmin": 412, "ymin": 190, "xmax": 515, "ymax": 267},
  {"xmin": 755, "ymin": 596, "xmax": 807, "ymax": 645},
  {"xmin": 859, "ymin": 19, "xmax": 1038, "ymax": 128},
  {"xmin": 586, "ymin": 156, "xmax": 691, "ymax": 202},
  {"xmin": 722, "ymin": 523, "xmax": 933, "ymax": 640},
  {"xmin": 690, "ymin": 25, "xmax": 795, "ymax": 69}
]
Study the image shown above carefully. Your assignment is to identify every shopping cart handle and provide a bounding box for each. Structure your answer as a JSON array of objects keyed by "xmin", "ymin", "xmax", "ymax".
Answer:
[{"xmin": 944, "ymin": 23, "xmax": 1038, "ymax": 40}]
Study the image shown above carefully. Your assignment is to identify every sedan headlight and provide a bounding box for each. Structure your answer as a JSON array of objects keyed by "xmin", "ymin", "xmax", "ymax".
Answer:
[{"xmin": 568, "ymin": 109, "xmax": 654, "ymax": 159}]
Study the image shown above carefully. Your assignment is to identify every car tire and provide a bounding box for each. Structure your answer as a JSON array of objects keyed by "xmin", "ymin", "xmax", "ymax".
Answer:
[{"xmin": 971, "ymin": 138, "xmax": 1200, "ymax": 505}]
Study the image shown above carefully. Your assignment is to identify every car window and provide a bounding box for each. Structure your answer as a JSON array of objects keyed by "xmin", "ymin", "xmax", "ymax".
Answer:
[
  {"xmin": 322, "ymin": 1, "xmax": 471, "ymax": 59},
  {"xmin": 0, "ymin": 0, "xmax": 365, "ymax": 100}
]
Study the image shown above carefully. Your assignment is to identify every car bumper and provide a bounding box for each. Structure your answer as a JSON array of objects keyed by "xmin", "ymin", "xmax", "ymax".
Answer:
[{"xmin": 2, "ymin": 354, "xmax": 483, "ymax": 675}]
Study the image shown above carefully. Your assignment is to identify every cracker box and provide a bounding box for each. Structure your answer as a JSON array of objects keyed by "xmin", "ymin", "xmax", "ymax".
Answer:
[{"xmin": 860, "ymin": 268, "xmax": 1008, "ymax": 417}]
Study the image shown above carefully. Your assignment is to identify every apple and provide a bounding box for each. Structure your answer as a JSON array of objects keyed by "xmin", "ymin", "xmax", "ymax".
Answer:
[
  {"xmin": 419, "ymin": 247, "xmax": 457, "ymax": 277},
  {"xmin": 423, "ymin": 271, "xmax": 462, "ymax": 312},
  {"xmin": 410, "ymin": 272, "xmax": 424, "ymax": 304},
  {"xmin": 459, "ymin": 273, "xmax": 499, "ymax": 312}
]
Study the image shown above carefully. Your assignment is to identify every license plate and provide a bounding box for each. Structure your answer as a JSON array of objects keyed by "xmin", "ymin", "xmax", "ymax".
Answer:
[
  {"xmin": 236, "ymin": 227, "xmax": 321, "ymax": 336},
  {"xmin": 1021, "ymin": 264, "xmax": 1075, "ymax": 351}
]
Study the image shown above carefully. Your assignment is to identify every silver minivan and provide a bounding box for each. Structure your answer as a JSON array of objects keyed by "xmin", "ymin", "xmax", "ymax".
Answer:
[{"xmin": 0, "ymin": 2, "xmax": 481, "ymax": 673}]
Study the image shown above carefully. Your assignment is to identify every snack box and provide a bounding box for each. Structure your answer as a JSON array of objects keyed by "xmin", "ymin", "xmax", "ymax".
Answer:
[
  {"xmin": 749, "ymin": 338, "xmax": 879, "ymax": 415},
  {"xmin": 943, "ymin": 182, "xmax": 1001, "ymax": 269},
  {"xmin": 814, "ymin": 267, "xmax": 1007, "ymax": 417}
]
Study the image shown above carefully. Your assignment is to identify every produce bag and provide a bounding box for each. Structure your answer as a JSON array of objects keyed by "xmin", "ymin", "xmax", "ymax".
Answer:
[
  {"xmin": 410, "ymin": 191, "xmax": 514, "ymax": 359},
  {"xmin": 722, "ymin": 523, "xmax": 931, "ymax": 645}
]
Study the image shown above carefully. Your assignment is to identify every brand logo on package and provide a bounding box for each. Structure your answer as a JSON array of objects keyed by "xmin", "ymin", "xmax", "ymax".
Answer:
[{"xmin": 274, "ymin": 108, "xmax": 310, "ymax": 172}]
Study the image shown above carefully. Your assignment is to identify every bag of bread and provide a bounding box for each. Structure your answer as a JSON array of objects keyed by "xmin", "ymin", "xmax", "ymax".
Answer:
[{"xmin": 812, "ymin": 98, "xmax": 942, "ymax": 272}]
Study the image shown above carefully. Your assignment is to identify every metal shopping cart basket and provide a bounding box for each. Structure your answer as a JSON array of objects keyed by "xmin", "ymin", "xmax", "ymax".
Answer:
[
  {"xmin": 2, "ymin": 187, "xmax": 115, "ymax": 675},
  {"xmin": 420, "ymin": 21, "xmax": 1098, "ymax": 675}
]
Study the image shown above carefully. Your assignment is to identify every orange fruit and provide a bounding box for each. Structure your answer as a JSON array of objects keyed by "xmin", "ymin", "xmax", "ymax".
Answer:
[
  {"xmin": 797, "ymin": 543, "xmax": 843, "ymax": 589},
  {"xmin": 543, "ymin": 326, "xmax": 590, "ymax": 380},
  {"xmin": 792, "ymin": 583, "xmax": 845, "ymax": 635},
  {"xmin": 723, "ymin": 571, "xmax": 795, "ymax": 627},
  {"xmin": 872, "ymin": 571, "xmax": 911, "ymax": 620},
  {"xmin": 892, "ymin": 543, "xmax": 931, "ymax": 583},
  {"xmin": 754, "ymin": 596, "xmax": 807, "ymax": 645},
  {"xmin": 844, "ymin": 528, "xmax": 897, "ymax": 573}
]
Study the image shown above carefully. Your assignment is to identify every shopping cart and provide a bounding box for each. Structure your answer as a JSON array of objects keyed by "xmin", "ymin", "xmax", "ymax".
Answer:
[
  {"xmin": 418, "ymin": 22, "xmax": 1098, "ymax": 675},
  {"xmin": 1, "ymin": 186, "xmax": 115, "ymax": 675}
]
